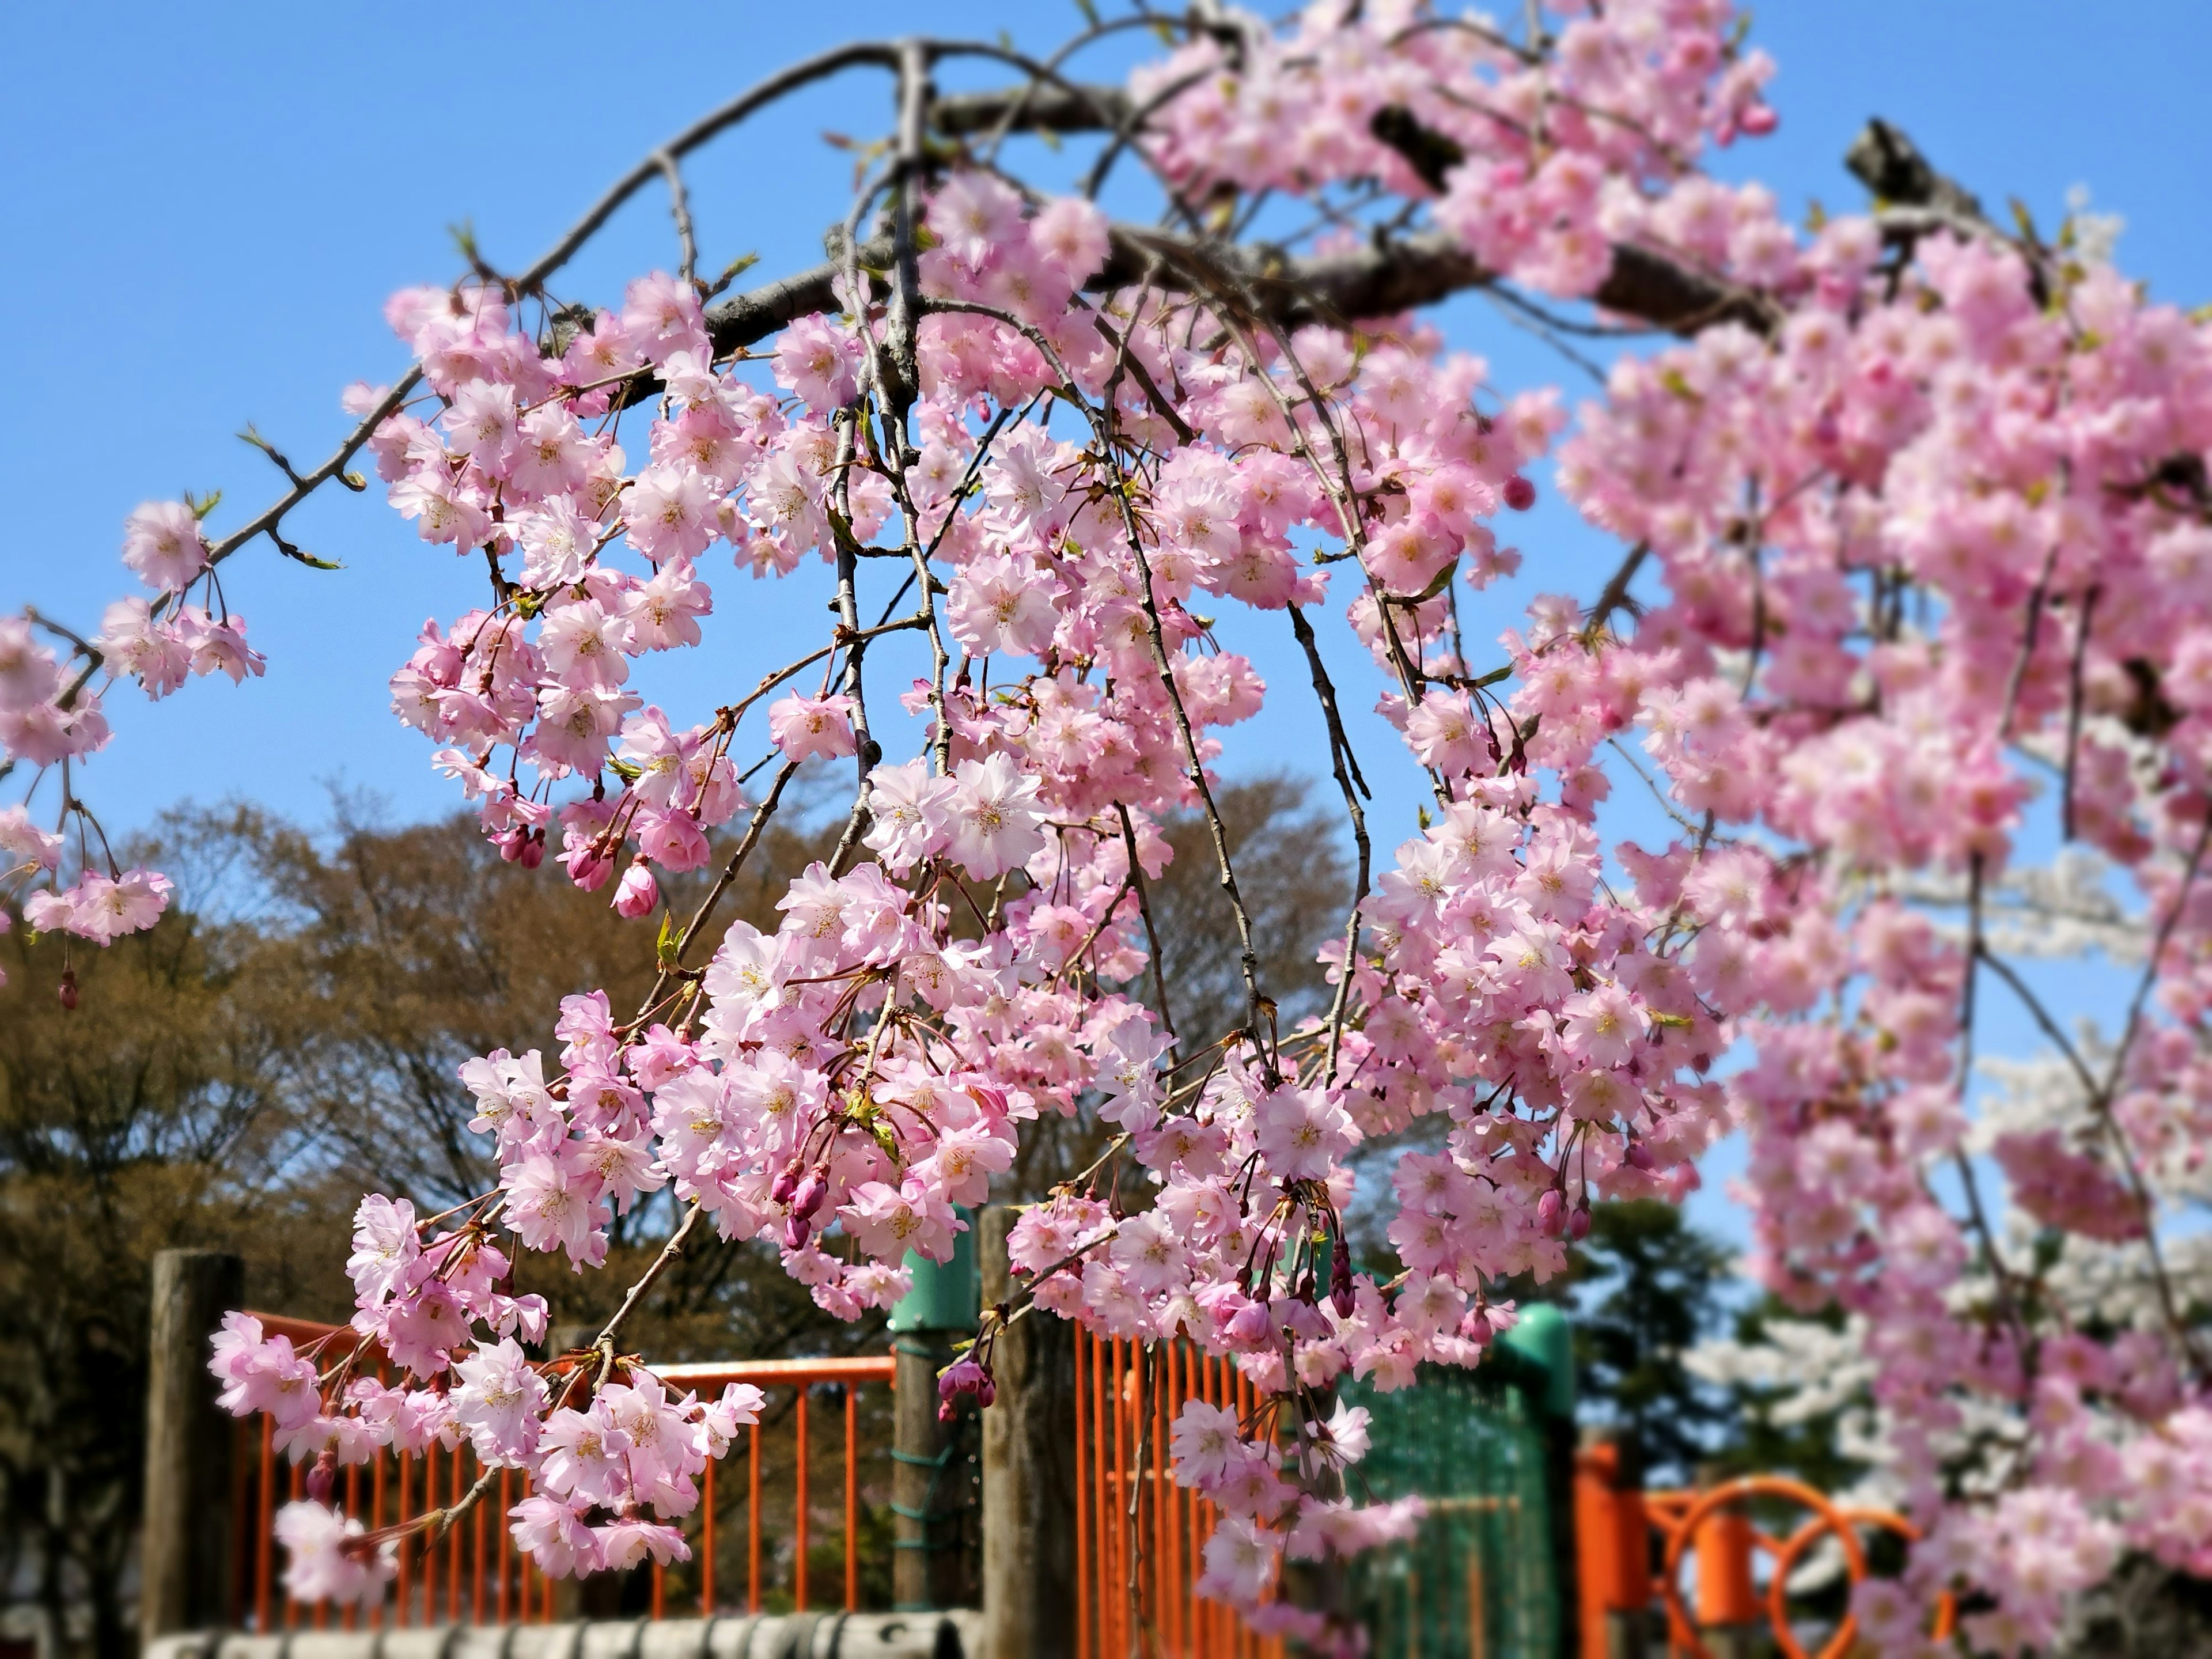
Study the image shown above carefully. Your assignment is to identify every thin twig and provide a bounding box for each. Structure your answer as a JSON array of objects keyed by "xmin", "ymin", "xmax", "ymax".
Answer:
[{"xmin": 654, "ymin": 150, "xmax": 698, "ymax": 287}]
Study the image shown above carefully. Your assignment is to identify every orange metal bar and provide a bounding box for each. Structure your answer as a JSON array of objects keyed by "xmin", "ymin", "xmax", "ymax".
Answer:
[
  {"xmin": 449, "ymin": 1444, "xmax": 464, "ymax": 1622},
  {"xmin": 1074, "ymin": 1329, "xmax": 1092, "ymax": 1659},
  {"xmin": 1109, "ymin": 1337, "xmax": 1127, "ymax": 1659},
  {"xmin": 1166, "ymin": 1342, "xmax": 1184, "ymax": 1658},
  {"xmin": 1164, "ymin": 1342, "xmax": 1178, "ymax": 1657},
  {"xmin": 701, "ymin": 1453, "xmax": 716, "ymax": 1615},
  {"xmin": 795, "ymin": 1385, "xmax": 810, "ymax": 1612},
  {"xmin": 518, "ymin": 1474, "xmax": 533, "ymax": 1627},
  {"xmin": 286, "ymin": 1453, "xmax": 304, "ymax": 1629},
  {"xmin": 1694, "ymin": 1504, "xmax": 1757, "ymax": 1628},
  {"xmin": 232, "ymin": 1332, "xmax": 911, "ymax": 1628},
  {"xmin": 341, "ymin": 1460, "xmax": 360, "ymax": 1631},
  {"xmin": 844, "ymin": 1384, "xmax": 859, "ymax": 1612},
  {"xmin": 401, "ymin": 1449, "xmax": 418, "ymax": 1627},
  {"xmin": 748, "ymin": 1419, "xmax": 763, "ymax": 1612},
  {"xmin": 255, "ymin": 1416, "xmax": 274, "ymax": 1632},
  {"xmin": 424, "ymin": 1441, "xmax": 441, "ymax": 1627},
  {"xmin": 656, "ymin": 1356, "xmax": 899, "ymax": 1387},
  {"xmin": 1573, "ymin": 1445, "xmax": 1624, "ymax": 1659},
  {"xmin": 470, "ymin": 1460, "xmax": 484, "ymax": 1626}
]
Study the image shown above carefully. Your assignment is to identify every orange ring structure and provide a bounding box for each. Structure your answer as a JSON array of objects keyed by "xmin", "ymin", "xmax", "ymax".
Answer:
[{"xmin": 1632, "ymin": 1474, "xmax": 1954, "ymax": 1659}]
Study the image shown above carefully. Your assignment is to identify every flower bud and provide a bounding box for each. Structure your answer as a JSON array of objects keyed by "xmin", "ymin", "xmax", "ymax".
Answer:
[
  {"xmin": 612, "ymin": 863, "xmax": 658, "ymax": 919},
  {"xmin": 58, "ymin": 968, "xmax": 78, "ymax": 1012},
  {"xmin": 1569, "ymin": 1202, "xmax": 1592, "ymax": 1242},
  {"xmin": 565, "ymin": 843, "xmax": 614, "ymax": 892},
  {"xmin": 1623, "ymin": 1138, "xmax": 1655, "ymax": 1172},
  {"xmin": 791, "ymin": 1171, "xmax": 828, "ymax": 1223},
  {"xmin": 783, "ymin": 1214, "xmax": 812, "ymax": 1252},
  {"xmin": 1329, "ymin": 1235, "xmax": 1355, "ymax": 1319},
  {"xmin": 1536, "ymin": 1188, "xmax": 1565, "ymax": 1237},
  {"xmin": 498, "ymin": 827, "xmax": 532, "ymax": 864},
  {"xmin": 1502, "ymin": 475, "xmax": 1537, "ymax": 512},
  {"xmin": 518, "ymin": 829, "xmax": 545, "ymax": 870},
  {"xmin": 771, "ymin": 1158, "xmax": 804, "ymax": 1207}
]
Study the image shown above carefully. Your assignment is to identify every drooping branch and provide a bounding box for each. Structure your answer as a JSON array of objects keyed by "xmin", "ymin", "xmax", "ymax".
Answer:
[{"xmin": 700, "ymin": 222, "xmax": 1765, "ymax": 366}]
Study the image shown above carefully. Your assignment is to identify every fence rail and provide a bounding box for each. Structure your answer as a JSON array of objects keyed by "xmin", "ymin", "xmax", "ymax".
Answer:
[
  {"xmin": 230, "ymin": 1314, "xmax": 895, "ymax": 1631},
  {"xmin": 1073, "ymin": 1331, "xmax": 1285, "ymax": 1659}
]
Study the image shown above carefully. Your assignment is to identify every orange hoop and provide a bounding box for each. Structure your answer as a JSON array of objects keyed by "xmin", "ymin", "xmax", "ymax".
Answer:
[
  {"xmin": 1647, "ymin": 1478, "xmax": 1956, "ymax": 1659},
  {"xmin": 1764, "ymin": 1505, "xmax": 1957, "ymax": 1656},
  {"xmin": 1655, "ymin": 1477, "xmax": 1866, "ymax": 1659}
]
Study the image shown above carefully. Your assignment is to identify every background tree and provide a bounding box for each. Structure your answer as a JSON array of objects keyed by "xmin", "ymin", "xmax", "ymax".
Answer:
[
  {"xmin": 0, "ymin": 771, "xmax": 1345, "ymax": 1652},
  {"xmin": 1565, "ymin": 1199, "xmax": 1738, "ymax": 1491}
]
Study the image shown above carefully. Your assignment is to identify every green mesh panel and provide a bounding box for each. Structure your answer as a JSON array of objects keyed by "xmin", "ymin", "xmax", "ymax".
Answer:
[{"xmin": 1340, "ymin": 1361, "xmax": 1560, "ymax": 1658}]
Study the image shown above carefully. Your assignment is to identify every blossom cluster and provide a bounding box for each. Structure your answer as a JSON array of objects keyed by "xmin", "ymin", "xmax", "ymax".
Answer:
[{"xmin": 17, "ymin": 0, "xmax": 2212, "ymax": 1649}]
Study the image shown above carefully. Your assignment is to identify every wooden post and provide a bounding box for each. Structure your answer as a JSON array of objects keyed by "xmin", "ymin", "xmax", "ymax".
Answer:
[
  {"xmin": 978, "ymin": 1206, "xmax": 1078, "ymax": 1658},
  {"xmin": 892, "ymin": 1331, "xmax": 961, "ymax": 1611},
  {"xmin": 890, "ymin": 1218, "xmax": 978, "ymax": 1612},
  {"xmin": 141, "ymin": 1249, "xmax": 245, "ymax": 1647}
]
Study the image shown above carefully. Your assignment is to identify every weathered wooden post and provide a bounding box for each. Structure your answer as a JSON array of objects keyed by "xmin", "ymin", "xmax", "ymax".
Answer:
[
  {"xmin": 141, "ymin": 1248, "xmax": 244, "ymax": 1647},
  {"xmin": 889, "ymin": 1213, "xmax": 979, "ymax": 1612},
  {"xmin": 978, "ymin": 1205, "xmax": 1078, "ymax": 1658}
]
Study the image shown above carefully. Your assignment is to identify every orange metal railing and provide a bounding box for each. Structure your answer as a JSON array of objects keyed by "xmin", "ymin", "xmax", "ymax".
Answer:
[
  {"xmin": 1073, "ymin": 1331, "xmax": 1286, "ymax": 1659},
  {"xmin": 1574, "ymin": 1444, "xmax": 1957, "ymax": 1659},
  {"xmin": 230, "ymin": 1313, "xmax": 895, "ymax": 1628}
]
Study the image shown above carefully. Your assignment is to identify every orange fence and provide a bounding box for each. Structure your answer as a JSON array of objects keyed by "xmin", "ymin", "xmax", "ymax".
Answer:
[
  {"xmin": 232, "ymin": 1313, "xmax": 895, "ymax": 1630},
  {"xmin": 1574, "ymin": 1443, "xmax": 1956, "ymax": 1659},
  {"xmin": 1073, "ymin": 1332, "xmax": 1286, "ymax": 1659}
]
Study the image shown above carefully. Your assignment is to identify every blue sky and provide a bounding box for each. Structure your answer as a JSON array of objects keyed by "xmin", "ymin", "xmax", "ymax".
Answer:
[
  {"xmin": 6, "ymin": 1, "xmax": 2207, "ymax": 844},
  {"xmin": 3, "ymin": 3, "xmax": 2201, "ymax": 1242}
]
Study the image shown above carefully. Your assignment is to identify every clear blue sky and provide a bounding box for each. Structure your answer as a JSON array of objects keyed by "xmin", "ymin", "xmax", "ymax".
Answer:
[
  {"xmin": 2, "ymin": 3, "xmax": 2197, "ymax": 1243},
  {"xmin": 6, "ymin": 1, "xmax": 2206, "ymax": 844}
]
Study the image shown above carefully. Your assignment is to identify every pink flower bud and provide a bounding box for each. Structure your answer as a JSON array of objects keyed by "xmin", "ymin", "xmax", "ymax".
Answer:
[
  {"xmin": 791, "ymin": 1171, "xmax": 828, "ymax": 1222},
  {"xmin": 1502, "ymin": 476, "xmax": 1537, "ymax": 512},
  {"xmin": 1738, "ymin": 104, "xmax": 1778, "ymax": 137},
  {"xmin": 1568, "ymin": 1203, "xmax": 1592, "ymax": 1242},
  {"xmin": 771, "ymin": 1158, "xmax": 804, "ymax": 1207},
  {"xmin": 1536, "ymin": 1188, "xmax": 1566, "ymax": 1237},
  {"xmin": 612, "ymin": 863, "xmax": 658, "ymax": 918},
  {"xmin": 564, "ymin": 842, "xmax": 615, "ymax": 892}
]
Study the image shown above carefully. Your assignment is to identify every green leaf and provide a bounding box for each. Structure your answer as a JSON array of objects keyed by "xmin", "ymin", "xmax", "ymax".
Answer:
[{"xmin": 655, "ymin": 911, "xmax": 681, "ymax": 968}]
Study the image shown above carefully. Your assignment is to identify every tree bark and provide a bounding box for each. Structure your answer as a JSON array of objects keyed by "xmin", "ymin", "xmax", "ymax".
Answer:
[
  {"xmin": 139, "ymin": 1249, "xmax": 244, "ymax": 1646},
  {"xmin": 978, "ymin": 1207, "xmax": 1078, "ymax": 1659}
]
